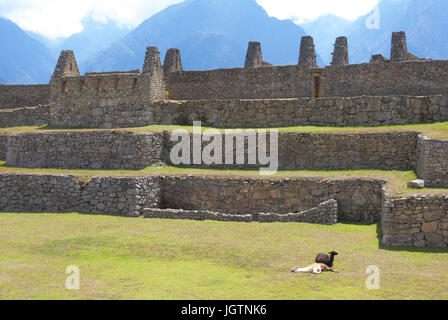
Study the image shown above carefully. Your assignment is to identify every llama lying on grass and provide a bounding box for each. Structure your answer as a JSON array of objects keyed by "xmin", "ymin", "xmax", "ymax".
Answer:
[
  {"xmin": 291, "ymin": 263, "xmax": 339, "ymax": 274},
  {"xmin": 315, "ymin": 251, "xmax": 338, "ymax": 267}
]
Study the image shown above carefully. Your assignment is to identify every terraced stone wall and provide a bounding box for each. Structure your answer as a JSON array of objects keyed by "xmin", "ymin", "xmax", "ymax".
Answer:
[
  {"xmin": 0, "ymin": 174, "xmax": 161, "ymax": 217},
  {"xmin": 416, "ymin": 136, "xmax": 448, "ymax": 188},
  {"xmin": 162, "ymin": 176, "xmax": 385, "ymax": 222},
  {"xmin": 0, "ymin": 135, "xmax": 7, "ymax": 160},
  {"xmin": 6, "ymin": 131, "xmax": 165, "ymax": 170},
  {"xmin": 166, "ymin": 60, "xmax": 448, "ymax": 100},
  {"xmin": 0, "ymin": 105, "xmax": 50, "ymax": 128},
  {"xmin": 382, "ymin": 193, "xmax": 448, "ymax": 247},
  {"xmin": 165, "ymin": 131, "xmax": 419, "ymax": 171},
  {"xmin": 0, "ymin": 85, "xmax": 50, "ymax": 109},
  {"xmin": 5, "ymin": 131, "xmax": 419, "ymax": 171},
  {"xmin": 152, "ymin": 95, "xmax": 448, "ymax": 128}
]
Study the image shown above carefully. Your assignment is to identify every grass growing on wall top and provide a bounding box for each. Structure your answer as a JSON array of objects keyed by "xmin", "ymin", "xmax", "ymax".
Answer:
[
  {"xmin": 1, "ymin": 161, "xmax": 447, "ymax": 197},
  {"xmin": 0, "ymin": 212, "xmax": 447, "ymax": 300},
  {"xmin": 2, "ymin": 122, "xmax": 448, "ymax": 139}
]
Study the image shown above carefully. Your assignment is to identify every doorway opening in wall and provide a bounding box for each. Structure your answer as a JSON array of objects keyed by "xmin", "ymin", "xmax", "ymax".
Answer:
[{"xmin": 313, "ymin": 75, "xmax": 321, "ymax": 98}]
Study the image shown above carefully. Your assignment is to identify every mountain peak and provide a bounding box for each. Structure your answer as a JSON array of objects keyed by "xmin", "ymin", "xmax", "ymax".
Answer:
[
  {"xmin": 83, "ymin": 0, "xmax": 310, "ymax": 72},
  {"xmin": 0, "ymin": 17, "xmax": 54, "ymax": 84}
]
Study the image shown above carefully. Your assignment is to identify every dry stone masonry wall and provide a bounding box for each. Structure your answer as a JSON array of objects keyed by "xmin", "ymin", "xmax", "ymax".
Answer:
[
  {"xmin": 0, "ymin": 174, "xmax": 162, "ymax": 217},
  {"xmin": 167, "ymin": 60, "xmax": 448, "ymax": 100},
  {"xmin": 0, "ymin": 85, "xmax": 49, "ymax": 109},
  {"xmin": 1, "ymin": 171, "xmax": 447, "ymax": 246},
  {"xmin": 164, "ymin": 131, "xmax": 418, "ymax": 171},
  {"xmin": 256, "ymin": 199, "xmax": 338, "ymax": 224},
  {"xmin": 152, "ymin": 95, "xmax": 448, "ymax": 128},
  {"xmin": 0, "ymin": 105, "xmax": 50, "ymax": 128},
  {"xmin": 144, "ymin": 208, "xmax": 254, "ymax": 223},
  {"xmin": 5, "ymin": 130, "xmax": 419, "ymax": 171},
  {"xmin": 49, "ymin": 46, "xmax": 165, "ymax": 128},
  {"xmin": 50, "ymin": 98, "xmax": 153, "ymax": 128},
  {"xmin": 144, "ymin": 199, "xmax": 338, "ymax": 225},
  {"xmin": 0, "ymin": 135, "xmax": 7, "ymax": 160},
  {"xmin": 162, "ymin": 176, "xmax": 384, "ymax": 222},
  {"xmin": 416, "ymin": 136, "xmax": 448, "ymax": 187},
  {"xmin": 6, "ymin": 131, "xmax": 165, "ymax": 170},
  {"xmin": 382, "ymin": 193, "xmax": 448, "ymax": 247}
]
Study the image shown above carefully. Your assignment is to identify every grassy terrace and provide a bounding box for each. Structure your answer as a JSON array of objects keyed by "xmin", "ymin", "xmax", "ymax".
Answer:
[
  {"xmin": 1, "ymin": 213, "xmax": 447, "ymax": 300},
  {"xmin": 1, "ymin": 124, "xmax": 448, "ymax": 300},
  {"xmin": 1, "ymin": 121, "xmax": 448, "ymax": 139},
  {"xmin": 1, "ymin": 161, "xmax": 447, "ymax": 197},
  {"xmin": 1, "ymin": 122, "xmax": 448, "ymax": 197}
]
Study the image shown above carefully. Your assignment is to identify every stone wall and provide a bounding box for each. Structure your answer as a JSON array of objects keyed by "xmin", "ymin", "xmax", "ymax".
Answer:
[
  {"xmin": 49, "ymin": 47, "xmax": 166, "ymax": 127},
  {"xmin": 166, "ymin": 60, "xmax": 448, "ymax": 100},
  {"xmin": 50, "ymin": 99, "xmax": 153, "ymax": 128},
  {"xmin": 320, "ymin": 60, "xmax": 448, "ymax": 97},
  {"xmin": 6, "ymin": 131, "xmax": 165, "ymax": 170},
  {"xmin": 152, "ymin": 95, "xmax": 448, "ymax": 128},
  {"xmin": 167, "ymin": 65, "xmax": 312, "ymax": 100},
  {"xmin": 382, "ymin": 193, "xmax": 448, "ymax": 247},
  {"xmin": 144, "ymin": 208, "xmax": 254, "ymax": 223},
  {"xmin": 6, "ymin": 130, "xmax": 418, "ymax": 171},
  {"xmin": 0, "ymin": 105, "xmax": 50, "ymax": 128},
  {"xmin": 277, "ymin": 132, "xmax": 418, "ymax": 171},
  {"xmin": 0, "ymin": 85, "xmax": 50, "ymax": 109},
  {"xmin": 49, "ymin": 93, "xmax": 448, "ymax": 129},
  {"xmin": 0, "ymin": 135, "xmax": 7, "ymax": 160},
  {"xmin": 0, "ymin": 173, "xmax": 382, "ymax": 222},
  {"xmin": 416, "ymin": 136, "xmax": 448, "ymax": 187},
  {"xmin": 1, "ymin": 171, "xmax": 447, "ymax": 246},
  {"xmin": 0, "ymin": 174, "xmax": 161, "ymax": 217},
  {"xmin": 49, "ymin": 72, "xmax": 154, "ymax": 129},
  {"xmin": 257, "ymin": 199, "xmax": 338, "ymax": 224},
  {"xmin": 143, "ymin": 199, "xmax": 337, "ymax": 225},
  {"xmin": 165, "ymin": 131, "xmax": 418, "ymax": 171},
  {"xmin": 162, "ymin": 176, "xmax": 385, "ymax": 222}
]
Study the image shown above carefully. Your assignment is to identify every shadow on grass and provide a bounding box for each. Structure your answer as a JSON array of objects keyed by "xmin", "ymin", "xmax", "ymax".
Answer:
[
  {"xmin": 0, "ymin": 211, "xmax": 135, "ymax": 220},
  {"xmin": 339, "ymin": 221, "xmax": 376, "ymax": 226}
]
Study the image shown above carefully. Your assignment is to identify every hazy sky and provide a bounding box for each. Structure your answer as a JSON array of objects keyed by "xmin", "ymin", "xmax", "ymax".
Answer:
[{"xmin": 0, "ymin": 0, "xmax": 381, "ymax": 39}]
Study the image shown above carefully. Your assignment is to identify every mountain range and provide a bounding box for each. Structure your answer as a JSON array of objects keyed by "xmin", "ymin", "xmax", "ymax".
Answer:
[
  {"xmin": 82, "ymin": 0, "xmax": 315, "ymax": 72},
  {"xmin": 303, "ymin": 0, "xmax": 448, "ymax": 64},
  {"xmin": 1, "ymin": 0, "xmax": 448, "ymax": 84},
  {"xmin": 0, "ymin": 17, "xmax": 54, "ymax": 84}
]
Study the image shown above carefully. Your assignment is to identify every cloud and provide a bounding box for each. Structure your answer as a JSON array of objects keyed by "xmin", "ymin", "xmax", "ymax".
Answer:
[
  {"xmin": 256, "ymin": 0, "xmax": 381, "ymax": 23},
  {"xmin": 0, "ymin": 0, "xmax": 183, "ymax": 38},
  {"xmin": 0, "ymin": 0, "xmax": 382, "ymax": 39}
]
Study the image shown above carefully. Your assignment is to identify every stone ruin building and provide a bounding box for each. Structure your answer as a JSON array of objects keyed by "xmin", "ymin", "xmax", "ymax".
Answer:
[{"xmin": 0, "ymin": 31, "xmax": 448, "ymax": 247}]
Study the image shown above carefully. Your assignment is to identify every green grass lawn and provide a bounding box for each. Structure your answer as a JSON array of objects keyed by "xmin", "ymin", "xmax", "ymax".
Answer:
[
  {"xmin": 2, "ymin": 121, "xmax": 448, "ymax": 139},
  {"xmin": 1, "ymin": 212, "xmax": 447, "ymax": 300}
]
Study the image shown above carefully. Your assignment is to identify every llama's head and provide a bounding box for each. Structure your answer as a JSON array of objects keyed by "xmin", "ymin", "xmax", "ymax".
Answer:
[{"xmin": 328, "ymin": 251, "xmax": 338, "ymax": 256}]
